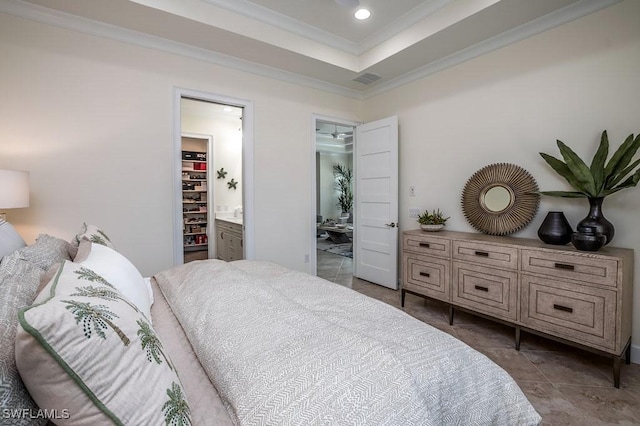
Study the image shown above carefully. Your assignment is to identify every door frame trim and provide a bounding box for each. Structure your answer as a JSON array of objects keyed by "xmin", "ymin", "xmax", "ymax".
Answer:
[
  {"xmin": 174, "ymin": 87, "xmax": 255, "ymax": 266},
  {"xmin": 310, "ymin": 114, "xmax": 360, "ymax": 276}
]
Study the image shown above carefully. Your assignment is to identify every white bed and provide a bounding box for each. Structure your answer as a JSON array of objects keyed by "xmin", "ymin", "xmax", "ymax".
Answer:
[{"xmin": 1, "ymin": 227, "xmax": 541, "ymax": 425}]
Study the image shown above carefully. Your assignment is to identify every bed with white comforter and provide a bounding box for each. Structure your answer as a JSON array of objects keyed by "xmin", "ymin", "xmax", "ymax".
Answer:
[
  {"xmin": 154, "ymin": 259, "xmax": 541, "ymax": 425},
  {"xmin": 2, "ymin": 229, "xmax": 540, "ymax": 425}
]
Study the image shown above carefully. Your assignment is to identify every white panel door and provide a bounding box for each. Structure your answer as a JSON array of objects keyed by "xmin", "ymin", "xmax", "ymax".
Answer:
[{"xmin": 354, "ymin": 116, "xmax": 398, "ymax": 289}]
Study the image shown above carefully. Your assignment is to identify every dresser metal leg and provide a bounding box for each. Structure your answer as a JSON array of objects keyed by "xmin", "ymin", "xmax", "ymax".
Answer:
[
  {"xmin": 401, "ymin": 289, "xmax": 406, "ymax": 307},
  {"xmin": 613, "ymin": 356, "xmax": 621, "ymax": 388},
  {"xmin": 448, "ymin": 306, "xmax": 454, "ymax": 325},
  {"xmin": 515, "ymin": 327, "xmax": 521, "ymax": 351}
]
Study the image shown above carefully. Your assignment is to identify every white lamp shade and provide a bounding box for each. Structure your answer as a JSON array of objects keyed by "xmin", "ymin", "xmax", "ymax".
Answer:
[{"xmin": 0, "ymin": 169, "xmax": 30, "ymax": 209}]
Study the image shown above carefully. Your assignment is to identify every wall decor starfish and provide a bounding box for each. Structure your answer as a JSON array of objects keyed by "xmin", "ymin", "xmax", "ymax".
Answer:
[
  {"xmin": 216, "ymin": 168, "xmax": 227, "ymax": 179},
  {"xmin": 227, "ymin": 178, "xmax": 238, "ymax": 190}
]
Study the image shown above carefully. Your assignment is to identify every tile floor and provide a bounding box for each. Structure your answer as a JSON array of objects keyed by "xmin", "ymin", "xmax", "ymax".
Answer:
[{"xmin": 317, "ymin": 249, "xmax": 640, "ymax": 425}]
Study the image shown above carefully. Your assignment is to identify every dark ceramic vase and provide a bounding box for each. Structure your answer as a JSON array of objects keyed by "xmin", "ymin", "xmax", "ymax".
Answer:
[
  {"xmin": 577, "ymin": 197, "xmax": 614, "ymax": 245},
  {"xmin": 537, "ymin": 211, "xmax": 572, "ymax": 245},
  {"xmin": 572, "ymin": 225, "xmax": 607, "ymax": 251}
]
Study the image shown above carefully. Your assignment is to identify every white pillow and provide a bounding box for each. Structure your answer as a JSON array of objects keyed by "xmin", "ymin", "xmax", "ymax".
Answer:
[
  {"xmin": 16, "ymin": 261, "xmax": 191, "ymax": 425},
  {"xmin": 75, "ymin": 240, "xmax": 153, "ymax": 322},
  {"xmin": 0, "ymin": 221, "xmax": 26, "ymax": 259}
]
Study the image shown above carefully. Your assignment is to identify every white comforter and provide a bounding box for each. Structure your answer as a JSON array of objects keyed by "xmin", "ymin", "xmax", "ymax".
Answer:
[{"xmin": 155, "ymin": 260, "xmax": 541, "ymax": 425}]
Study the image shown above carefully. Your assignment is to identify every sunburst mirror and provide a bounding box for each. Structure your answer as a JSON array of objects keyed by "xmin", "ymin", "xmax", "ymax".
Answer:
[{"xmin": 461, "ymin": 163, "xmax": 539, "ymax": 235}]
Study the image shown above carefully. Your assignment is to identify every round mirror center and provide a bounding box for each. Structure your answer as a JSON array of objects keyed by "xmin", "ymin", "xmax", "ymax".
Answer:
[{"xmin": 484, "ymin": 185, "xmax": 512, "ymax": 212}]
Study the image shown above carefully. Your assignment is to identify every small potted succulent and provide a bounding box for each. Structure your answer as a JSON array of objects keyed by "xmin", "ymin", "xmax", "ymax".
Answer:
[{"xmin": 417, "ymin": 209, "xmax": 450, "ymax": 232}]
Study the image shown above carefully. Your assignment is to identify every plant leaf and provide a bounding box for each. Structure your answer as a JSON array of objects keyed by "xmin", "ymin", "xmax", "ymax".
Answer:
[
  {"xmin": 604, "ymin": 133, "xmax": 639, "ymax": 188},
  {"xmin": 590, "ymin": 130, "xmax": 609, "ymax": 196},
  {"xmin": 540, "ymin": 152, "xmax": 589, "ymax": 195},
  {"xmin": 603, "ymin": 169, "xmax": 640, "ymax": 196},
  {"xmin": 536, "ymin": 191, "xmax": 587, "ymax": 198},
  {"xmin": 557, "ymin": 140, "xmax": 597, "ymax": 196},
  {"xmin": 607, "ymin": 158, "xmax": 640, "ymax": 188}
]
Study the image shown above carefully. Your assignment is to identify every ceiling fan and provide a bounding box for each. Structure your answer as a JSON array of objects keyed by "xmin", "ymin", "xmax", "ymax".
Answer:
[
  {"xmin": 335, "ymin": 0, "xmax": 360, "ymax": 7},
  {"xmin": 317, "ymin": 125, "xmax": 353, "ymax": 139}
]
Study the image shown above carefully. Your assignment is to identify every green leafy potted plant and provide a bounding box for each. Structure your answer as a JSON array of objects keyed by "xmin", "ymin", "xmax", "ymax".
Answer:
[
  {"xmin": 333, "ymin": 163, "xmax": 353, "ymax": 218},
  {"xmin": 417, "ymin": 209, "xmax": 450, "ymax": 232},
  {"xmin": 538, "ymin": 130, "xmax": 640, "ymax": 245}
]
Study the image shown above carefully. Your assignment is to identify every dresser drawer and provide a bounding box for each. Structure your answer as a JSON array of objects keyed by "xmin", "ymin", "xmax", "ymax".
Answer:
[
  {"xmin": 521, "ymin": 249, "xmax": 618, "ymax": 288},
  {"xmin": 452, "ymin": 240, "xmax": 518, "ymax": 270},
  {"xmin": 403, "ymin": 233, "xmax": 450, "ymax": 259},
  {"xmin": 403, "ymin": 254, "xmax": 450, "ymax": 301},
  {"xmin": 452, "ymin": 261, "xmax": 518, "ymax": 321},
  {"xmin": 520, "ymin": 274, "xmax": 617, "ymax": 351}
]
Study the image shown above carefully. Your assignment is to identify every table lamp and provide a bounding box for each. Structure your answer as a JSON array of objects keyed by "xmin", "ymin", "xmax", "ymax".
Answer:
[{"xmin": 0, "ymin": 169, "xmax": 30, "ymax": 258}]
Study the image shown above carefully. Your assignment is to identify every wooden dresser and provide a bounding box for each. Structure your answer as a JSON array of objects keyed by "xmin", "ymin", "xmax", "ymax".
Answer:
[{"xmin": 401, "ymin": 229, "xmax": 634, "ymax": 387}]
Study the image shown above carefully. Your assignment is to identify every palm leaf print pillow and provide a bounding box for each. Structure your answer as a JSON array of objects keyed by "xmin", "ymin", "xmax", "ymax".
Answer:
[{"xmin": 15, "ymin": 261, "xmax": 191, "ymax": 425}]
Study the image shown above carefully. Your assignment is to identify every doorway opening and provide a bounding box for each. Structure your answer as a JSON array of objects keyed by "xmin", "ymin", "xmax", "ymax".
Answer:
[
  {"xmin": 174, "ymin": 89, "xmax": 254, "ymax": 266},
  {"xmin": 313, "ymin": 117, "xmax": 357, "ymax": 286},
  {"xmin": 311, "ymin": 115, "xmax": 399, "ymax": 290}
]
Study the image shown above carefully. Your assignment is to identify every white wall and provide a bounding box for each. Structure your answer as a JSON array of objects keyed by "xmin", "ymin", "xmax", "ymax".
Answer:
[
  {"xmin": 0, "ymin": 11, "xmax": 361, "ymax": 276},
  {"xmin": 363, "ymin": 0, "xmax": 640, "ymax": 359}
]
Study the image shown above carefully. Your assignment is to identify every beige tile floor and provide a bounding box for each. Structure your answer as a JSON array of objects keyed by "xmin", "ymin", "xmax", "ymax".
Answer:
[{"xmin": 317, "ymin": 249, "xmax": 640, "ymax": 425}]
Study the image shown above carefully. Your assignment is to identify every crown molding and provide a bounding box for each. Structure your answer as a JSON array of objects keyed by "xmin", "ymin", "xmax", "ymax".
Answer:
[
  {"xmin": 357, "ymin": 0, "xmax": 451, "ymax": 55},
  {"xmin": 362, "ymin": 0, "xmax": 623, "ymax": 99},
  {"xmin": 0, "ymin": 0, "xmax": 364, "ymax": 99},
  {"xmin": 202, "ymin": 0, "xmax": 358, "ymax": 55},
  {"xmin": 203, "ymin": 0, "xmax": 455, "ymax": 57}
]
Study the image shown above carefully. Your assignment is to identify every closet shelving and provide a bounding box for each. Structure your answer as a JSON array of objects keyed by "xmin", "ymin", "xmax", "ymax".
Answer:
[{"xmin": 182, "ymin": 151, "xmax": 208, "ymax": 251}]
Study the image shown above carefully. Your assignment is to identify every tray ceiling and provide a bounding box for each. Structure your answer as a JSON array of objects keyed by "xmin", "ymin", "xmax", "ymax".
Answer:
[{"xmin": 4, "ymin": 0, "xmax": 622, "ymax": 98}]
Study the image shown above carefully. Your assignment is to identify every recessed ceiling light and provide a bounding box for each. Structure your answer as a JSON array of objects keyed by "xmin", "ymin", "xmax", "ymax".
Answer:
[
  {"xmin": 354, "ymin": 8, "xmax": 371, "ymax": 20},
  {"xmin": 223, "ymin": 107, "xmax": 233, "ymax": 112}
]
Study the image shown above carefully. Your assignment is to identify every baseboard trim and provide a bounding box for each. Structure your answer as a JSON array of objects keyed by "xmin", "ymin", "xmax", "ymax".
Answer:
[{"xmin": 630, "ymin": 343, "xmax": 640, "ymax": 364}]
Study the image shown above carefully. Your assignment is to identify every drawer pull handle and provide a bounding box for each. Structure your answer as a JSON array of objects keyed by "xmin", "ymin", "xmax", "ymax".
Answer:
[
  {"xmin": 474, "ymin": 285, "xmax": 489, "ymax": 292},
  {"xmin": 554, "ymin": 263, "xmax": 575, "ymax": 271},
  {"xmin": 419, "ymin": 242, "xmax": 430, "ymax": 248},
  {"xmin": 419, "ymin": 272, "xmax": 430, "ymax": 278},
  {"xmin": 474, "ymin": 251, "xmax": 489, "ymax": 257},
  {"xmin": 553, "ymin": 304, "xmax": 573, "ymax": 313}
]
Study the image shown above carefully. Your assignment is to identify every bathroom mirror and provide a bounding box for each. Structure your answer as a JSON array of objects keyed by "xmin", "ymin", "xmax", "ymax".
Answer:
[{"xmin": 461, "ymin": 163, "xmax": 539, "ymax": 235}]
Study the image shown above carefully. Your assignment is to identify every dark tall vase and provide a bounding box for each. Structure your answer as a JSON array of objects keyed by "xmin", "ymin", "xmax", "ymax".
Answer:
[
  {"xmin": 577, "ymin": 197, "xmax": 614, "ymax": 245},
  {"xmin": 538, "ymin": 211, "xmax": 573, "ymax": 245}
]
